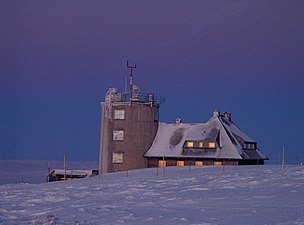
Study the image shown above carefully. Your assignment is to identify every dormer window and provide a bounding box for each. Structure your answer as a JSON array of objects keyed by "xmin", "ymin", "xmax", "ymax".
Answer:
[
  {"xmin": 243, "ymin": 142, "xmax": 256, "ymax": 150},
  {"xmin": 186, "ymin": 141, "xmax": 194, "ymax": 147},
  {"xmin": 184, "ymin": 140, "xmax": 216, "ymax": 149},
  {"xmin": 208, "ymin": 142, "xmax": 216, "ymax": 148}
]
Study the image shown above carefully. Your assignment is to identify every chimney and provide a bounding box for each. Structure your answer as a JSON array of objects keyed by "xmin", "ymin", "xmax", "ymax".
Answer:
[
  {"xmin": 175, "ymin": 118, "xmax": 182, "ymax": 124},
  {"xmin": 224, "ymin": 112, "xmax": 232, "ymax": 122},
  {"xmin": 213, "ymin": 110, "xmax": 220, "ymax": 117}
]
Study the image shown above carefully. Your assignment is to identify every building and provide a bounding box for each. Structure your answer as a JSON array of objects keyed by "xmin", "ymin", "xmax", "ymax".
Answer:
[
  {"xmin": 99, "ymin": 62, "xmax": 159, "ymax": 174},
  {"xmin": 145, "ymin": 111, "xmax": 268, "ymax": 167},
  {"xmin": 99, "ymin": 66, "xmax": 268, "ymax": 174}
]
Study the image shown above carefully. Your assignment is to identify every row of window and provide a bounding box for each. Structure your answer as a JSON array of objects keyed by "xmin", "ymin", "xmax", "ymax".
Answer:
[
  {"xmin": 185, "ymin": 141, "xmax": 216, "ymax": 149},
  {"xmin": 243, "ymin": 143, "xmax": 256, "ymax": 150},
  {"xmin": 112, "ymin": 155, "xmax": 225, "ymax": 166},
  {"xmin": 158, "ymin": 160, "xmax": 222, "ymax": 167}
]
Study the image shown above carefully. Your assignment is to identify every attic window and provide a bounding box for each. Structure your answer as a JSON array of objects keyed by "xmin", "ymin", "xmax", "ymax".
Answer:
[
  {"xmin": 186, "ymin": 141, "xmax": 194, "ymax": 147},
  {"xmin": 244, "ymin": 143, "xmax": 256, "ymax": 150},
  {"xmin": 208, "ymin": 142, "xmax": 216, "ymax": 148},
  {"xmin": 199, "ymin": 141, "xmax": 216, "ymax": 148}
]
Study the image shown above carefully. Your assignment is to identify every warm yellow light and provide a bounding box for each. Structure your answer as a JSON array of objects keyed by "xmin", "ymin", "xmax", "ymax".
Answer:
[
  {"xmin": 177, "ymin": 161, "xmax": 184, "ymax": 166},
  {"xmin": 158, "ymin": 160, "xmax": 166, "ymax": 167},
  {"xmin": 208, "ymin": 142, "xmax": 216, "ymax": 148},
  {"xmin": 214, "ymin": 161, "xmax": 222, "ymax": 166},
  {"xmin": 195, "ymin": 161, "xmax": 203, "ymax": 166},
  {"xmin": 186, "ymin": 141, "xmax": 194, "ymax": 147}
]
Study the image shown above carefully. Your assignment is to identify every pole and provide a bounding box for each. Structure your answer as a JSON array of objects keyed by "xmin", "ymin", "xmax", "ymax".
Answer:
[
  {"xmin": 64, "ymin": 155, "xmax": 67, "ymax": 181},
  {"xmin": 47, "ymin": 160, "xmax": 51, "ymax": 182},
  {"xmin": 127, "ymin": 61, "xmax": 136, "ymax": 101},
  {"xmin": 163, "ymin": 155, "xmax": 165, "ymax": 177},
  {"xmin": 282, "ymin": 145, "xmax": 285, "ymax": 170}
]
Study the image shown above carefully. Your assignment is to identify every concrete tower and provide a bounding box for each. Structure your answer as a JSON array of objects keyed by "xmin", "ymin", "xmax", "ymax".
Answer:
[{"xmin": 99, "ymin": 65, "xmax": 159, "ymax": 174}]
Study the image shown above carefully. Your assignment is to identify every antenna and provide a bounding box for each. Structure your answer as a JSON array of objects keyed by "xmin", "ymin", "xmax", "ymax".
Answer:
[{"xmin": 127, "ymin": 61, "xmax": 136, "ymax": 100}]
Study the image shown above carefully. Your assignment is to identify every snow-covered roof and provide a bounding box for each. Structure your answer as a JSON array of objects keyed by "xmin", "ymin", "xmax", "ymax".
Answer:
[{"xmin": 145, "ymin": 112, "xmax": 268, "ymax": 160}]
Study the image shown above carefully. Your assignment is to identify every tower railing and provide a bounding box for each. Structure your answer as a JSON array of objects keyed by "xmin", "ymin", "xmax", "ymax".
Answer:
[{"xmin": 110, "ymin": 92, "xmax": 157, "ymax": 104}]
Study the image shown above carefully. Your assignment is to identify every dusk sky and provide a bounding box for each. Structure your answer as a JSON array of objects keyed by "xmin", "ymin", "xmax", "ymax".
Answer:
[{"xmin": 1, "ymin": 1, "xmax": 304, "ymax": 164}]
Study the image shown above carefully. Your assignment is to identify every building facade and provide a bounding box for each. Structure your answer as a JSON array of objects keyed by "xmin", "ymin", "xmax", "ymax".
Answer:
[{"xmin": 99, "ymin": 88, "xmax": 159, "ymax": 174}]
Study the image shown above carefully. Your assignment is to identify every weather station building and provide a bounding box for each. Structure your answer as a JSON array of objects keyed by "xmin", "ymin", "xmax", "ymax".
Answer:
[
  {"xmin": 99, "ymin": 64, "xmax": 268, "ymax": 174},
  {"xmin": 99, "ymin": 62, "xmax": 159, "ymax": 174}
]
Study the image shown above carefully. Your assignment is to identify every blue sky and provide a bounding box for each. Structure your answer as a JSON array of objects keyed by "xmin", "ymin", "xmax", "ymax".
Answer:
[{"xmin": 1, "ymin": 1, "xmax": 304, "ymax": 164}]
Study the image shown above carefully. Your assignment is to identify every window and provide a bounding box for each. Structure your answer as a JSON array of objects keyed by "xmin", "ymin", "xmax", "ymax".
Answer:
[
  {"xmin": 158, "ymin": 160, "xmax": 166, "ymax": 167},
  {"xmin": 113, "ymin": 130, "xmax": 124, "ymax": 140},
  {"xmin": 214, "ymin": 161, "xmax": 222, "ymax": 166},
  {"xmin": 112, "ymin": 153, "xmax": 123, "ymax": 164},
  {"xmin": 114, "ymin": 109, "xmax": 125, "ymax": 120},
  {"xmin": 195, "ymin": 161, "xmax": 203, "ymax": 166},
  {"xmin": 208, "ymin": 142, "xmax": 216, "ymax": 148},
  {"xmin": 186, "ymin": 141, "xmax": 194, "ymax": 147},
  {"xmin": 199, "ymin": 142, "xmax": 203, "ymax": 148},
  {"xmin": 177, "ymin": 161, "xmax": 184, "ymax": 167},
  {"xmin": 244, "ymin": 142, "xmax": 256, "ymax": 150}
]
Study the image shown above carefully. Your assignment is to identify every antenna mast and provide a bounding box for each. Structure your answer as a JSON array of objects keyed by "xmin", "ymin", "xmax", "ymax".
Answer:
[{"xmin": 127, "ymin": 61, "xmax": 136, "ymax": 100}]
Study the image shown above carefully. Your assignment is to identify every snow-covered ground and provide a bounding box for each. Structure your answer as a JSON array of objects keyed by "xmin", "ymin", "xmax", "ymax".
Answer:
[{"xmin": 0, "ymin": 164, "xmax": 303, "ymax": 225}]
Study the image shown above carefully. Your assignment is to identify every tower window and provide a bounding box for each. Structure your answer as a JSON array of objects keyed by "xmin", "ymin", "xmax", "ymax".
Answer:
[
  {"xmin": 113, "ymin": 130, "xmax": 124, "ymax": 141},
  {"xmin": 112, "ymin": 153, "xmax": 123, "ymax": 164},
  {"xmin": 114, "ymin": 109, "xmax": 125, "ymax": 120}
]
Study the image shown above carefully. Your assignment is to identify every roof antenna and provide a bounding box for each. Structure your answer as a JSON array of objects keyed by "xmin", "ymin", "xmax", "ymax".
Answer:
[{"xmin": 127, "ymin": 61, "xmax": 136, "ymax": 100}]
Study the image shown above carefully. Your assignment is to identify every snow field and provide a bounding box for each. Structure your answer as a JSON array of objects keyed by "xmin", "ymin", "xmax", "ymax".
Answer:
[{"xmin": 0, "ymin": 165, "xmax": 304, "ymax": 225}]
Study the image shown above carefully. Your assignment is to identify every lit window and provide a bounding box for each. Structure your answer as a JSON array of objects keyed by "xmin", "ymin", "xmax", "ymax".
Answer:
[
  {"xmin": 112, "ymin": 153, "xmax": 123, "ymax": 164},
  {"xmin": 214, "ymin": 161, "xmax": 222, "ymax": 166},
  {"xmin": 186, "ymin": 141, "xmax": 194, "ymax": 147},
  {"xmin": 158, "ymin": 160, "xmax": 166, "ymax": 167},
  {"xmin": 177, "ymin": 161, "xmax": 184, "ymax": 167},
  {"xmin": 208, "ymin": 142, "xmax": 216, "ymax": 148},
  {"xmin": 114, "ymin": 109, "xmax": 125, "ymax": 120},
  {"xmin": 199, "ymin": 142, "xmax": 203, "ymax": 148},
  {"xmin": 113, "ymin": 130, "xmax": 124, "ymax": 140},
  {"xmin": 195, "ymin": 161, "xmax": 203, "ymax": 166}
]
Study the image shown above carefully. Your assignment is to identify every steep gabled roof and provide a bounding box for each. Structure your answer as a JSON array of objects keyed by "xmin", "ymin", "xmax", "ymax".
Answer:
[{"xmin": 145, "ymin": 112, "xmax": 268, "ymax": 160}]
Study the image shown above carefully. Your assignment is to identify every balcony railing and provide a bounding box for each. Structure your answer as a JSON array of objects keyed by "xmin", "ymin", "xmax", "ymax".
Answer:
[{"xmin": 109, "ymin": 92, "xmax": 157, "ymax": 104}]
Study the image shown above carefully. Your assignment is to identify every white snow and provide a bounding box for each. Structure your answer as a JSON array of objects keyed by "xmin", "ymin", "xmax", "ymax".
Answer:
[{"xmin": 0, "ymin": 162, "xmax": 304, "ymax": 224}]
